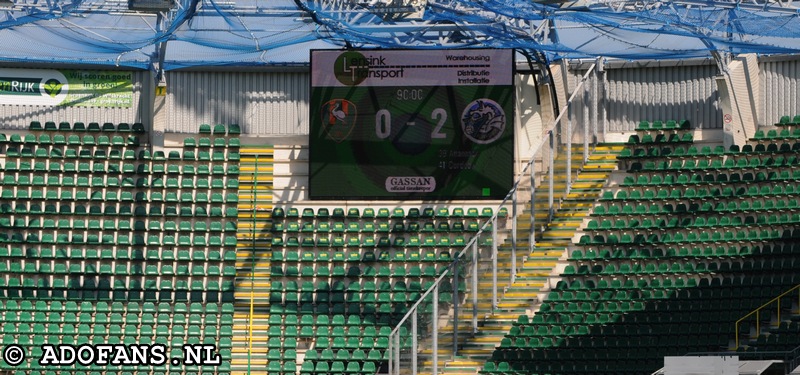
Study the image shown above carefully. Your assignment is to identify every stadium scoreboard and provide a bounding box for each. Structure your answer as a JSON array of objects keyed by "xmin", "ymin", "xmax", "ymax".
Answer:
[{"xmin": 309, "ymin": 49, "xmax": 514, "ymax": 200}]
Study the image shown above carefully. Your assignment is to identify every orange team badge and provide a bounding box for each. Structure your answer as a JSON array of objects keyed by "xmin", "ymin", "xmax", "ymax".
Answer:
[{"xmin": 321, "ymin": 99, "xmax": 357, "ymax": 143}]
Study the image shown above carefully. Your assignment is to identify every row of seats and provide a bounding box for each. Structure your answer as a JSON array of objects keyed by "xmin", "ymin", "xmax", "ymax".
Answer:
[
  {"xmin": 297, "ymin": 360, "xmax": 379, "ymax": 374},
  {"xmin": 0, "ymin": 189, "xmax": 238, "ymax": 203},
  {"xmin": 556, "ymin": 273, "xmax": 796, "ymax": 290},
  {"xmin": 627, "ymin": 155, "xmax": 800, "ymax": 170},
  {"xmin": 0, "ymin": 247, "xmax": 235, "ymax": 260},
  {"xmin": 0, "ymin": 161, "xmax": 240, "ymax": 178},
  {"xmin": 273, "ymin": 206, "xmax": 499, "ymax": 219},
  {"xmin": 602, "ymin": 185, "xmax": 800, "ymax": 201},
  {"xmin": 272, "ymin": 249, "xmax": 456, "ymax": 263},
  {"xmin": 269, "ymin": 264, "xmax": 452, "ymax": 279},
  {"xmin": 582, "ymin": 222, "xmax": 798, "ymax": 237},
  {"xmin": 0, "ymin": 175, "xmax": 238, "ymax": 188},
  {"xmin": 571, "ymin": 245, "xmax": 756, "ymax": 260},
  {"xmin": 2, "ymin": 369, "xmax": 229, "ymax": 374},
  {"xmin": 579, "ymin": 228, "xmax": 796, "ymax": 244},
  {"xmin": 269, "ymin": 290, "xmax": 449, "ymax": 304},
  {"xmin": 0, "ymin": 230, "xmax": 238, "ymax": 244},
  {"xmin": 623, "ymin": 170, "xmax": 799, "ymax": 185},
  {"xmin": 28, "ymin": 121, "xmax": 240, "ymax": 136},
  {"xmin": 29, "ymin": 121, "xmax": 146, "ymax": 133},
  {"xmin": 0, "ymin": 262, "xmax": 236, "ymax": 275},
  {"xmin": 4, "ymin": 147, "xmax": 237, "ymax": 161},
  {"xmin": 0, "ymin": 204, "xmax": 238, "ymax": 217},
  {"xmin": 775, "ymin": 115, "xmax": 800, "ymax": 126},
  {"xmin": 183, "ymin": 137, "xmax": 241, "ymax": 148},
  {"xmin": 753, "ymin": 128, "xmax": 800, "ymax": 139},
  {"xmin": 0, "ymin": 288, "xmax": 234, "ymax": 303},
  {"xmin": 265, "ymin": 303, "xmax": 432, "ymax": 323},
  {"xmin": 592, "ymin": 200, "xmax": 800, "ymax": 216},
  {"xmin": 0, "ymin": 159, "xmax": 240, "ymax": 174},
  {"xmin": 267, "ymin": 322, "xmax": 402, "ymax": 338},
  {"xmin": 302, "ymin": 348, "xmax": 388, "ymax": 362},
  {"xmin": 2, "ymin": 323, "xmax": 233, "ymax": 337},
  {"xmin": 0, "ymin": 300, "xmax": 234, "ymax": 313},
  {"xmin": 273, "ymin": 220, "xmax": 488, "ymax": 233},
  {"xmin": 267, "ymin": 313, "xmax": 410, "ymax": 329},
  {"xmin": 626, "ymin": 133, "xmax": 693, "ymax": 145},
  {"xmin": 622, "ymin": 142, "xmax": 800, "ymax": 158},
  {"xmin": 588, "ymin": 214, "xmax": 800, "ymax": 231},
  {"xmin": 541, "ymin": 288, "xmax": 791, "ymax": 308},
  {"xmin": 0, "ymin": 217, "xmax": 237, "ymax": 230},
  {"xmin": 271, "ymin": 235, "xmax": 486, "ymax": 249},
  {"xmin": 3, "ymin": 134, "xmax": 140, "ymax": 147},
  {"xmin": 483, "ymin": 360, "xmax": 664, "ymax": 375},
  {"xmin": 1, "ymin": 313, "xmax": 231, "ymax": 327}
]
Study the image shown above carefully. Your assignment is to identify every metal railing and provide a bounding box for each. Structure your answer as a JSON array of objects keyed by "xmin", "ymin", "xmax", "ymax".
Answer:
[
  {"xmin": 735, "ymin": 284, "xmax": 800, "ymax": 350},
  {"xmin": 386, "ymin": 63, "xmax": 601, "ymax": 375}
]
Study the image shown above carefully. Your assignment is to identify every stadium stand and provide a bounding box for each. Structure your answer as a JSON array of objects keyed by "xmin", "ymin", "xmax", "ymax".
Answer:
[
  {"xmin": 262, "ymin": 204, "xmax": 500, "ymax": 375},
  {"xmin": 482, "ymin": 120, "xmax": 800, "ymax": 374},
  {"xmin": 0, "ymin": 122, "xmax": 239, "ymax": 374}
]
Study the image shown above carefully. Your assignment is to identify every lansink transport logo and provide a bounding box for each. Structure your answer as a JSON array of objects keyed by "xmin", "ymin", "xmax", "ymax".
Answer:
[
  {"xmin": 333, "ymin": 51, "xmax": 405, "ymax": 86},
  {"xmin": 334, "ymin": 51, "xmax": 370, "ymax": 86},
  {"xmin": 461, "ymin": 98, "xmax": 506, "ymax": 144}
]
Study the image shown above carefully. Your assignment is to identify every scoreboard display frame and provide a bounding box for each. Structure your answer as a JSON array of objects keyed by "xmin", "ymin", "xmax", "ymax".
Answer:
[{"xmin": 309, "ymin": 48, "xmax": 515, "ymax": 200}]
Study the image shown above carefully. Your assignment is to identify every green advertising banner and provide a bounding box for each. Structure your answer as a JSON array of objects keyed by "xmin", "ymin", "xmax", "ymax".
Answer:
[
  {"xmin": 309, "ymin": 49, "xmax": 515, "ymax": 200},
  {"xmin": 0, "ymin": 68, "xmax": 133, "ymax": 108}
]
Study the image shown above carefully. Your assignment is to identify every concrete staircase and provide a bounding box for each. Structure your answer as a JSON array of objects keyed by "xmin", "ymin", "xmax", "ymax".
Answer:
[
  {"xmin": 421, "ymin": 144, "xmax": 623, "ymax": 375},
  {"xmin": 231, "ymin": 145, "xmax": 275, "ymax": 375}
]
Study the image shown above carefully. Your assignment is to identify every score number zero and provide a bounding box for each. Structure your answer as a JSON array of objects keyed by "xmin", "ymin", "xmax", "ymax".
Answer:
[{"xmin": 374, "ymin": 89, "xmax": 448, "ymax": 140}]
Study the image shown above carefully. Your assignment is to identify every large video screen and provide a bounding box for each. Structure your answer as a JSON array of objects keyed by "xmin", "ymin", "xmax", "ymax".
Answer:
[{"xmin": 309, "ymin": 49, "xmax": 514, "ymax": 200}]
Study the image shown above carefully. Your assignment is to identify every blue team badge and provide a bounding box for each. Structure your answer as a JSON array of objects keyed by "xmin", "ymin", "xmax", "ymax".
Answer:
[{"xmin": 461, "ymin": 98, "xmax": 505, "ymax": 144}]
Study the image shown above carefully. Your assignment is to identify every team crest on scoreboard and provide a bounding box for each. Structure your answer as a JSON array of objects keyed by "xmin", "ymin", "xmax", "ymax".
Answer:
[
  {"xmin": 321, "ymin": 99, "xmax": 357, "ymax": 143},
  {"xmin": 461, "ymin": 98, "xmax": 505, "ymax": 144}
]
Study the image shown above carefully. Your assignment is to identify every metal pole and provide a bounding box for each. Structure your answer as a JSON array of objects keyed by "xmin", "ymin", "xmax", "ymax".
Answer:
[
  {"xmin": 567, "ymin": 106, "xmax": 572, "ymax": 194},
  {"xmin": 412, "ymin": 311, "xmax": 418, "ymax": 375},
  {"xmin": 395, "ymin": 330, "xmax": 401, "ymax": 375},
  {"xmin": 584, "ymin": 80, "xmax": 590, "ymax": 164},
  {"xmin": 592, "ymin": 59, "xmax": 599, "ymax": 144},
  {"xmin": 548, "ymin": 131, "xmax": 555, "ymax": 221},
  {"xmin": 511, "ymin": 191, "xmax": 517, "ymax": 285},
  {"xmin": 389, "ymin": 331, "xmax": 400, "ymax": 375},
  {"xmin": 492, "ymin": 216, "xmax": 498, "ymax": 311},
  {"xmin": 472, "ymin": 239, "xmax": 478, "ymax": 334},
  {"xmin": 453, "ymin": 262, "xmax": 459, "ymax": 356},
  {"xmin": 600, "ymin": 61, "xmax": 607, "ymax": 141},
  {"xmin": 433, "ymin": 284, "xmax": 438, "ymax": 375},
  {"xmin": 530, "ymin": 166, "xmax": 536, "ymax": 254}
]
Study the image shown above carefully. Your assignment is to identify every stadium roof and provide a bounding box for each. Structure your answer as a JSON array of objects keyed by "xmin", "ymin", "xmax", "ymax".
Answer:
[{"xmin": 0, "ymin": 0, "xmax": 799, "ymax": 70}]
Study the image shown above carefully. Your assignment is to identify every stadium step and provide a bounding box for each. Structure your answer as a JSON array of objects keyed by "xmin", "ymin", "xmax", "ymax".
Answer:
[
  {"xmin": 232, "ymin": 144, "xmax": 275, "ymax": 375},
  {"xmin": 432, "ymin": 143, "xmax": 620, "ymax": 374}
]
